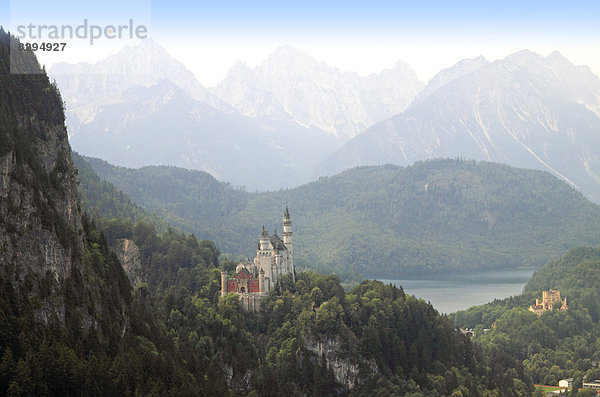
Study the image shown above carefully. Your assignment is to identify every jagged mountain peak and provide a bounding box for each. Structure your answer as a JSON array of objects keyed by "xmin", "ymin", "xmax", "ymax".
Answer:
[
  {"xmin": 260, "ymin": 45, "xmax": 324, "ymax": 79},
  {"xmin": 268, "ymin": 44, "xmax": 317, "ymax": 61},
  {"xmin": 391, "ymin": 59, "xmax": 416, "ymax": 71},
  {"xmin": 545, "ymin": 50, "xmax": 571, "ymax": 65},
  {"xmin": 229, "ymin": 59, "xmax": 251, "ymax": 72},
  {"xmin": 114, "ymin": 37, "xmax": 169, "ymax": 58},
  {"xmin": 501, "ymin": 49, "xmax": 543, "ymax": 63},
  {"xmin": 498, "ymin": 49, "xmax": 577, "ymax": 73},
  {"xmin": 212, "ymin": 46, "xmax": 424, "ymax": 139},
  {"xmin": 51, "ymin": 37, "xmax": 182, "ymax": 80},
  {"xmin": 49, "ymin": 38, "xmax": 234, "ymax": 113},
  {"xmin": 429, "ymin": 55, "xmax": 489, "ymax": 82},
  {"xmin": 412, "ymin": 55, "xmax": 489, "ymax": 105}
]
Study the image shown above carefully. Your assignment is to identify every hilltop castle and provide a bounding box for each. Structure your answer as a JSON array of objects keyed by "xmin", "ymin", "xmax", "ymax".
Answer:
[
  {"xmin": 220, "ymin": 207, "xmax": 295, "ymax": 311},
  {"xmin": 528, "ymin": 289, "xmax": 568, "ymax": 315}
]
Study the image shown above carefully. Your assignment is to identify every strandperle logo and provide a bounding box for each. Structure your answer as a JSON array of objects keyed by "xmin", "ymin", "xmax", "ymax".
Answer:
[{"xmin": 16, "ymin": 19, "xmax": 148, "ymax": 45}]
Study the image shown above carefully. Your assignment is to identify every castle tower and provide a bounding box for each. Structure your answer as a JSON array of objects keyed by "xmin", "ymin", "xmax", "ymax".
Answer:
[
  {"xmin": 282, "ymin": 206, "xmax": 294, "ymax": 282},
  {"xmin": 283, "ymin": 206, "xmax": 292, "ymax": 255},
  {"xmin": 221, "ymin": 271, "xmax": 227, "ymax": 296},
  {"xmin": 258, "ymin": 225, "xmax": 272, "ymax": 287}
]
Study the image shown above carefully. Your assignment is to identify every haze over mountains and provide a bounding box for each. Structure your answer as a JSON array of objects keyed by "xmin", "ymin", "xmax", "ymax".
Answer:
[
  {"xmin": 59, "ymin": 78, "xmax": 339, "ymax": 189},
  {"xmin": 212, "ymin": 45, "xmax": 424, "ymax": 139},
  {"xmin": 50, "ymin": 40, "xmax": 600, "ymax": 201},
  {"xmin": 50, "ymin": 39, "xmax": 424, "ymax": 190},
  {"xmin": 50, "ymin": 39, "xmax": 232, "ymax": 112},
  {"xmin": 322, "ymin": 50, "xmax": 600, "ymax": 201}
]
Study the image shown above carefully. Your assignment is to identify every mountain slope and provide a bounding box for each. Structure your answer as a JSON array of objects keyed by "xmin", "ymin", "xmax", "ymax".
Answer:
[
  {"xmin": 321, "ymin": 50, "xmax": 600, "ymax": 202},
  {"xmin": 0, "ymin": 30, "xmax": 149, "ymax": 392},
  {"xmin": 82, "ymin": 156, "xmax": 600, "ymax": 279},
  {"xmin": 67, "ymin": 80, "xmax": 339, "ymax": 189},
  {"xmin": 0, "ymin": 30, "xmax": 243, "ymax": 396},
  {"xmin": 49, "ymin": 37, "xmax": 232, "ymax": 113},
  {"xmin": 1, "ymin": 30, "xmax": 94, "ymax": 327},
  {"xmin": 213, "ymin": 45, "xmax": 424, "ymax": 139},
  {"xmin": 52, "ymin": 41, "xmax": 342, "ymax": 190}
]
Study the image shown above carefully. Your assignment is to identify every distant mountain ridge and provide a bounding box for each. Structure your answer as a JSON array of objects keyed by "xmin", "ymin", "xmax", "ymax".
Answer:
[
  {"xmin": 51, "ymin": 42, "xmax": 600, "ymax": 200},
  {"xmin": 321, "ymin": 50, "xmax": 600, "ymax": 202},
  {"xmin": 212, "ymin": 45, "xmax": 424, "ymax": 139},
  {"xmin": 50, "ymin": 40, "xmax": 345, "ymax": 190},
  {"xmin": 49, "ymin": 38, "xmax": 232, "ymax": 113},
  {"xmin": 65, "ymin": 79, "xmax": 340, "ymax": 190}
]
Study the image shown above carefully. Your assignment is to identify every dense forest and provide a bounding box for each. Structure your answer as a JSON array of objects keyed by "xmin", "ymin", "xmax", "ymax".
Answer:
[
  {"xmin": 0, "ymin": 30, "xmax": 538, "ymax": 395},
  {"xmin": 453, "ymin": 246, "xmax": 600, "ymax": 393},
  {"xmin": 73, "ymin": 133, "xmax": 534, "ymax": 396},
  {"xmin": 79, "ymin": 154, "xmax": 600, "ymax": 280}
]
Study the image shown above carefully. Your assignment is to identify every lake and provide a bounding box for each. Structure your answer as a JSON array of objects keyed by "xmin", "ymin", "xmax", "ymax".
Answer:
[{"xmin": 379, "ymin": 268, "xmax": 535, "ymax": 314}]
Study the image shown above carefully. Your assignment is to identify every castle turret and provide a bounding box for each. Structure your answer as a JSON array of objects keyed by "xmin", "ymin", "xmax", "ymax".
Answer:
[
  {"xmin": 221, "ymin": 271, "xmax": 227, "ymax": 296},
  {"xmin": 283, "ymin": 206, "xmax": 294, "ymax": 282},
  {"xmin": 283, "ymin": 206, "xmax": 292, "ymax": 255},
  {"xmin": 259, "ymin": 268, "xmax": 265, "ymax": 293},
  {"xmin": 260, "ymin": 225, "xmax": 269, "ymax": 251}
]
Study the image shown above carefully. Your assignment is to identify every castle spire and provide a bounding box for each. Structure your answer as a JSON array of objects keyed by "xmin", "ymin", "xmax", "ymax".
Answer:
[
  {"xmin": 283, "ymin": 206, "xmax": 292, "ymax": 253},
  {"xmin": 282, "ymin": 206, "xmax": 294, "ymax": 283}
]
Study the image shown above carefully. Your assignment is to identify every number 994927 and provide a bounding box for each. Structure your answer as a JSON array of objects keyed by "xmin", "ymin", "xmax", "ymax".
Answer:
[{"xmin": 18, "ymin": 42, "xmax": 67, "ymax": 52}]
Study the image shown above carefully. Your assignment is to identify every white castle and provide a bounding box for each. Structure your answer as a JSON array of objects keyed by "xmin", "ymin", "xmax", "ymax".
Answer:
[{"xmin": 221, "ymin": 207, "xmax": 295, "ymax": 310}]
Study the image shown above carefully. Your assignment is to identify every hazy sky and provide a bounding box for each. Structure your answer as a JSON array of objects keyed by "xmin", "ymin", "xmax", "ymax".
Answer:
[{"xmin": 2, "ymin": 0, "xmax": 600, "ymax": 86}]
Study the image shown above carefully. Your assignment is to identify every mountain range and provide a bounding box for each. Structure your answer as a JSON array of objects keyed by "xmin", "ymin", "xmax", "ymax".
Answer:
[
  {"xmin": 49, "ymin": 38, "xmax": 232, "ymax": 112},
  {"xmin": 48, "ymin": 40, "xmax": 425, "ymax": 190},
  {"xmin": 321, "ymin": 50, "xmax": 600, "ymax": 202},
  {"xmin": 60, "ymin": 78, "xmax": 339, "ymax": 189},
  {"xmin": 50, "ymin": 41, "xmax": 600, "ymax": 202},
  {"xmin": 212, "ymin": 45, "xmax": 424, "ymax": 139}
]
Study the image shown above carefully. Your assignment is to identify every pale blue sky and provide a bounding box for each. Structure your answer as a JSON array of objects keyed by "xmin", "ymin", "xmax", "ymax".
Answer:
[{"xmin": 1, "ymin": 0, "xmax": 599, "ymax": 85}]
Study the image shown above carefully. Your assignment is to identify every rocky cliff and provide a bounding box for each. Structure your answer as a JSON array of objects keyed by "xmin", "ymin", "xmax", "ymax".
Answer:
[
  {"xmin": 113, "ymin": 238, "xmax": 144, "ymax": 286},
  {"xmin": 304, "ymin": 333, "xmax": 377, "ymax": 389},
  {"xmin": 0, "ymin": 29, "xmax": 128, "ymax": 335}
]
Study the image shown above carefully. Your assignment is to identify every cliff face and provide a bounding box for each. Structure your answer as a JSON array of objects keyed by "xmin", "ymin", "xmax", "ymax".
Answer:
[
  {"xmin": 113, "ymin": 238, "xmax": 144, "ymax": 286},
  {"xmin": 0, "ymin": 118, "xmax": 82, "ymax": 324},
  {"xmin": 0, "ymin": 30, "xmax": 127, "ymax": 333},
  {"xmin": 304, "ymin": 333, "xmax": 377, "ymax": 389}
]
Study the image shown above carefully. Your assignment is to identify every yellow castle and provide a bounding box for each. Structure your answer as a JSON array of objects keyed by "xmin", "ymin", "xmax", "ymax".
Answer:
[{"xmin": 528, "ymin": 289, "xmax": 568, "ymax": 315}]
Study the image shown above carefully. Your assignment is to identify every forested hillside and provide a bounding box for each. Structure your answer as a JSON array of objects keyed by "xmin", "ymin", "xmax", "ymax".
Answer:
[
  {"xmin": 72, "ymin": 148, "xmax": 534, "ymax": 395},
  {"xmin": 453, "ymin": 246, "xmax": 600, "ymax": 389},
  {"xmin": 80, "ymin": 155, "xmax": 600, "ymax": 279},
  {"xmin": 0, "ymin": 28, "xmax": 232, "ymax": 395}
]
